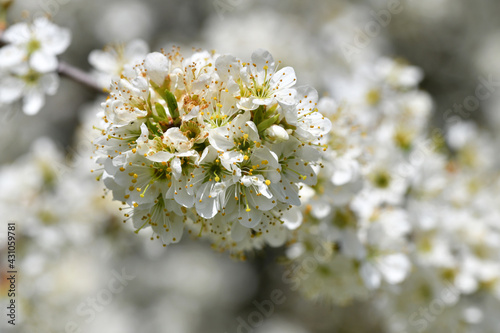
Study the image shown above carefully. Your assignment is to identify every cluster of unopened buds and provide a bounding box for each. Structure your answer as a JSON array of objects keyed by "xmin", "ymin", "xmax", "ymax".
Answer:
[{"xmin": 93, "ymin": 48, "xmax": 331, "ymax": 255}]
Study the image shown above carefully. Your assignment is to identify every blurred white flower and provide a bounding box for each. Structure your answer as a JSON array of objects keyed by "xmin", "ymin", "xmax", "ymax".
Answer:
[
  {"xmin": 89, "ymin": 39, "xmax": 149, "ymax": 87},
  {"xmin": 0, "ymin": 64, "xmax": 59, "ymax": 115},
  {"xmin": 0, "ymin": 16, "xmax": 70, "ymax": 72},
  {"xmin": 0, "ymin": 17, "xmax": 71, "ymax": 115}
]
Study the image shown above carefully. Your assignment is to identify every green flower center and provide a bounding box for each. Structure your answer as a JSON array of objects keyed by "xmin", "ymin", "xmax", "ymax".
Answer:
[
  {"xmin": 21, "ymin": 69, "xmax": 41, "ymax": 85},
  {"xmin": 27, "ymin": 38, "xmax": 41, "ymax": 55},
  {"xmin": 372, "ymin": 170, "xmax": 391, "ymax": 188}
]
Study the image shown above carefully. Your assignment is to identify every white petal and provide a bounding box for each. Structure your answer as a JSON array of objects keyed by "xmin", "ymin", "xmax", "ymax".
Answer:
[
  {"xmin": 173, "ymin": 178, "xmax": 195, "ymax": 208},
  {"xmin": 0, "ymin": 45, "xmax": 25, "ymax": 68},
  {"xmin": 250, "ymin": 49, "xmax": 275, "ymax": 84},
  {"xmin": 231, "ymin": 220, "xmax": 249, "ymax": 242},
  {"xmin": 89, "ymin": 49, "xmax": 117, "ymax": 73},
  {"xmin": 0, "ymin": 77, "xmax": 24, "ymax": 103},
  {"xmin": 238, "ymin": 208, "xmax": 262, "ymax": 228},
  {"xmin": 270, "ymin": 180, "xmax": 300, "ymax": 206},
  {"xmin": 360, "ymin": 262, "xmax": 381, "ymax": 290},
  {"xmin": 253, "ymin": 97, "xmax": 274, "ymax": 106},
  {"xmin": 35, "ymin": 17, "xmax": 71, "ymax": 55},
  {"xmin": 264, "ymin": 124, "xmax": 289, "ymax": 143},
  {"xmin": 290, "ymin": 161, "xmax": 317, "ymax": 186},
  {"xmin": 158, "ymin": 216, "xmax": 184, "ymax": 244},
  {"xmin": 296, "ymin": 86, "xmax": 318, "ymax": 108},
  {"xmin": 455, "ymin": 272, "xmax": 478, "ymax": 294},
  {"xmin": 208, "ymin": 128, "xmax": 232, "ymax": 151},
  {"xmin": 215, "ymin": 54, "xmax": 239, "ymax": 81},
  {"xmin": 3, "ymin": 22, "xmax": 30, "ymax": 44},
  {"xmin": 280, "ymin": 207, "xmax": 302, "ymax": 230},
  {"xmin": 165, "ymin": 127, "xmax": 190, "ymax": 151},
  {"xmin": 247, "ymin": 189, "xmax": 275, "ymax": 211},
  {"xmin": 170, "ymin": 157, "xmax": 182, "ymax": 177},
  {"xmin": 296, "ymin": 144, "xmax": 321, "ymax": 162},
  {"xmin": 125, "ymin": 39, "xmax": 149, "ymax": 59},
  {"xmin": 274, "ymin": 88, "xmax": 297, "ymax": 105},
  {"xmin": 40, "ymin": 73, "xmax": 60, "ymax": 95},
  {"xmin": 144, "ymin": 52, "xmax": 169, "ymax": 86},
  {"xmin": 195, "ymin": 183, "xmax": 218, "ymax": 219},
  {"xmin": 23, "ymin": 89, "xmax": 45, "ymax": 115},
  {"xmin": 263, "ymin": 224, "xmax": 287, "ymax": 247},
  {"xmin": 332, "ymin": 159, "xmax": 358, "ymax": 186},
  {"xmin": 340, "ymin": 230, "xmax": 366, "ymax": 260},
  {"xmin": 270, "ymin": 67, "xmax": 296, "ymax": 89},
  {"xmin": 131, "ymin": 207, "xmax": 151, "ymax": 230},
  {"xmin": 377, "ymin": 254, "xmax": 411, "ymax": 285},
  {"xmin": 103, "ymin": 173, "xmax": 128, "ymax": 203},
  {"xmin": 30, "ymin": 52, "xmax": 58, "ymax": 73}
]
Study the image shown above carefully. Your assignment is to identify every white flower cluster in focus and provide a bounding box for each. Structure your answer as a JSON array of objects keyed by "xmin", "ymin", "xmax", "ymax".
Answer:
[
  {"xmin": 0, "ymin": 17, "xmax": 71, "ymax": 115},
  {"xmin": 93, "ymin": 48, "xmax": 331, "ymax": 256}
]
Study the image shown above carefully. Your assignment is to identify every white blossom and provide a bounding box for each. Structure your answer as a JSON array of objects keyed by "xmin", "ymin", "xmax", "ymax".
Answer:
[{"xmin": 94, "ymin": 48, "xmax": 330, "ymax": 255}]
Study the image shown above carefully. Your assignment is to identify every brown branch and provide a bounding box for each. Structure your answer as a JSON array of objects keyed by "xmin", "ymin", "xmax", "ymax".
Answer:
[{"xmin": 57, "ymin": 61, "xmax": 106, "ymax": 94}]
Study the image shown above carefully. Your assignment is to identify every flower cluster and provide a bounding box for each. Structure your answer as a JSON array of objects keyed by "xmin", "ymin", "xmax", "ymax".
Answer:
[
  {"xmin": 93, "ymin": 48, "xmax": 331, "ymax": 255},
  {"xmin": 378, "ymin": 120, "xmax": 500, "ymax": 333},
  {"xmin": 284, "ymin": 57, "xmax": 434, "ymax": 302},
  {"xmin": 1, "ymin": 1, "xmax": 500, "ymax": 332},
  {"xmin": 0, "ymin": 17, "xmax": 71, "ymax": 115},
  {"xmin": 283, "ymin": 54, "xmax": 500, "ymax": 333}
]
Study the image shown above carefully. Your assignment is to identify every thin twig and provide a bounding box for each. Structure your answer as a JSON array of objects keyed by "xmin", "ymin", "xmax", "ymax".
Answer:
[{"xmin": 57, "ymin": 61, "xmax": 106, "ymax": 94}]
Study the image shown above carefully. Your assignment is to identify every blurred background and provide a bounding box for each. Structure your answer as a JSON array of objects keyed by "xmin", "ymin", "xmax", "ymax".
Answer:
[{"xmin": 1, "ymin": 0, "xmax": 499, "ymax": 332}]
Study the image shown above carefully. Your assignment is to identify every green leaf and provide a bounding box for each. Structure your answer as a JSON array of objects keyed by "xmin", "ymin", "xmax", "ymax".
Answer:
[
  {"xmin": 257, "ymin": 114, "xmax": 280, "ymax": 133},
  {"xmin": 264, "ymin": 104, "xmax": 277, "ymax": 118},
  {"xmin": 164, "ymin": 90, "xmax": 179, "ymax": 120},
  {"xmin": 155, "ymin": 103, "xmax": 167, "ymax": 119},
  {"xmin": 253, "ymin": 105, "xmax": 265, "ymax": 126}
]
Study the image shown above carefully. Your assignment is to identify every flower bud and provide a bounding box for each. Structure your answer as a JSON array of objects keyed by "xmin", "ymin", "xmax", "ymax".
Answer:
[
  {"xmin": 144, "ymin": 52, "xmax": 169, "ymax": 86},
  {"xmin": 264, "ymin": 125, "xmax": 289, "ymax": 143}
]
